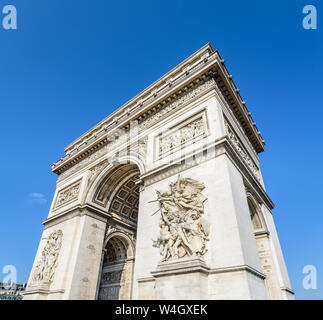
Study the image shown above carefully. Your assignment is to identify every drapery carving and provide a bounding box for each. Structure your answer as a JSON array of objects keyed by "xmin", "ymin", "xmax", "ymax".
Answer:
[
  {"xmin": 31, "ymin": 230, "xmax": 63, "ymax": 285},
  {"xmin": 153, "ymin": 176, "xmax": 210, "ymax": 261}
]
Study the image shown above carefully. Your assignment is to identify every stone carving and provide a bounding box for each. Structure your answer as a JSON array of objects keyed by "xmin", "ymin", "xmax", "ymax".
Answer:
[
  {"xmin": 153, "ymin": 176, "xmax": 210, "ymax": 261},
  {"xmin": 105, "ymin": 224, "xmax": 136, "ymax": 244},
  {"xmin": 139, "ymin": 79, "xmax": 215, "ymax": 132},
  {"xmin": 31, "ymin": 230, "xmax": 63, "ymax": 285},
  {"xmin": 58, "ymin": 144, "xmax": 109, "ymax": 181},
  {"xmin": 87, "ymin": 160, "xmax": 109, "ymax": 187},
  {"xmin": 56, "ymin": 80, "xmax": 215, "ymax": 182},
  {"xmin": 159, "ymin": 114, "xmax": 207, "ymax": 157},
  {"xmin": 224, "ymin": 119, "xmax": 261, "ymax": 181},
  {"xmin": 137, "ymin": 136, "xmax": 148, "ymax": 157},
  {"xmin": 54, "ymin": 180, "xmax": 81, "ymax": 209}
]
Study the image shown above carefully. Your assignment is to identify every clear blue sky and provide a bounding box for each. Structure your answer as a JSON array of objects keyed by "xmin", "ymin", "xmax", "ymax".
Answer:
[{"xmin": 0, "ymin": 0, "xmax": 321, "ymax": 300}]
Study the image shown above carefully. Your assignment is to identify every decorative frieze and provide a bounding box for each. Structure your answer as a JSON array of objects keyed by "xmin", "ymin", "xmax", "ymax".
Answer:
[
  {"xmin": 58, "ymin": 144, "xmax": 109, "ymax": 182},
  {"xmin": 58, "ymin": 78, "xmax": 216, "ymax": 181},
  {"xmin": 87, "ymin": 160, "xmax": 109, "ymax": 187},
  {"xmin": 31, "ymin": 230, "xmax": 63, "ymax": 286},
  {"xmin": 57, "ymin": 46, "xmax": 215, "ymax": 157},
  {"xmin": 158, "ymin": 111, "xmax": 208, "ymax": 158},
  {"xmin": 54, "ymin": 180, "xmax": 81, "ymax": 210},
  {"xmin": 139, "ymin": 79, "xmax": 215, "ymax": 133},
  {"xmin": 55, "ymin": 78, "xmax": 215, "ymax": 180},
  {"xmin": 224, "ymin": 119, "xmax": 261, "ymax": 182}
]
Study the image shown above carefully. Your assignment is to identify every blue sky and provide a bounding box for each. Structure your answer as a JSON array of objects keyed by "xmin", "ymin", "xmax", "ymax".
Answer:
[{"xmin": 0, "ymin": 0, "xmax": 322, "ymax": 299}]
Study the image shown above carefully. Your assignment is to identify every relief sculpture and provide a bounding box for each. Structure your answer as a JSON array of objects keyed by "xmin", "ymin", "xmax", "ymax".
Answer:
[
  {"xmin": 153, "ymin": 176, "xmax": 210, "ymax": 262},
  {"xmin": 31, "ymin": 230, "xmax": 63, "ymax": 285}
]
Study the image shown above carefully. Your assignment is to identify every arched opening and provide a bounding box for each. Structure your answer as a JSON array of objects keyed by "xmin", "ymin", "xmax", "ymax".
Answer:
[
  {"xmin": 248, "ymin": 198, "xmax": 264, "ymax": 233},
  {"xmin": 98, "ymin": 234, "xmax": 134, "ymax": 300},
  {"xmin": 94, "ymin": 164, "xmax": 140, "ymax": 300},
  {"xmin": 247, "ymin": 195, "xmax": 276, "ymax": 299}
]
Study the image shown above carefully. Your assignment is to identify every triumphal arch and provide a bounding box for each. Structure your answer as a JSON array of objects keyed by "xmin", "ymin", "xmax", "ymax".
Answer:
[{"xmin": 24, "ymin": 43, "xmax": 294, "ymax": 300}]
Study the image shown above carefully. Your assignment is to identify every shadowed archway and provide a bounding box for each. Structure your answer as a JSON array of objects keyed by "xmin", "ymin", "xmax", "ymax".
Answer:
[{"xmin": 94, "ymin": 164, "xmax": 140, "ymax": 300}]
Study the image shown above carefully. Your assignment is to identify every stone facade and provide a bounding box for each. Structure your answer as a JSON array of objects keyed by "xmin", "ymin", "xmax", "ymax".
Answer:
[{"xmin": 24, "ymin": 43, "xmax": 294, "ymax": 300}]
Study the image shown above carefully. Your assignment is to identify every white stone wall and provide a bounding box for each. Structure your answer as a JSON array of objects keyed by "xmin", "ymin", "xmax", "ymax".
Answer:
[
  {"xmin": 24, "ymin": 73, "xmax": 294, "ymax": 300},
  {"xmin": 24, "ymin": 211, "xmax": 106, "ymax": 300}
]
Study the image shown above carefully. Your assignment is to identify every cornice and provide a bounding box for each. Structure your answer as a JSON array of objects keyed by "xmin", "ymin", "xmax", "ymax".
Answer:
[
  {"xmin": 139, "ymin": 137, "xmax": 274, "ymax": 210},
  {"xmin": 52, "ymin": 43, "xmax": 265, "ymax": 174},
  {"xmin": 43, "ymin": 203, "xmax": 137, "ymax": 230},
  {"xmin": 213, "ymin": 50, "xmax": 265, "ymax": 153},
  {"xmin": 209, "ymin": 264, "xmax": 266, "ymax": 280}
]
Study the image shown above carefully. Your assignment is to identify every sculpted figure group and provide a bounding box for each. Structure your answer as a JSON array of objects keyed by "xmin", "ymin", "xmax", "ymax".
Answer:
[
  {"xmin": 31, "ymin": 230, "xmax": 63, "ymax": 285},
  {"xmin": 153, "ymin": 176, "xmax": 210, "ymax": 261}
]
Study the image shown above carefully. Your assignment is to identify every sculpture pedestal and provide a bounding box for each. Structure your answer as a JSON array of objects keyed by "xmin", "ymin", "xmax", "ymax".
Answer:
[
  {"xmin": 23, "ymin": 281, "xmax": 51, "ymax": 300},
  {"xmin": 151, "ymin": 257, "xmax": 209, "ymax": 300}
]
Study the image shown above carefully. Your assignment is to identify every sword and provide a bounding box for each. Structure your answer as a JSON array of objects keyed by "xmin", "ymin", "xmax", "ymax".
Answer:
[
  {"xmin": 151, "ymin": 208, "xmax": 161, "ymax": 216},
  {"xmin": 148, "ymin": 199, "xmax": 159, "ymax": 203}
]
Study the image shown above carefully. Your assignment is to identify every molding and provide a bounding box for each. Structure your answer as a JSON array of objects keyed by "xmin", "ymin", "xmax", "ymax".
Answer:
[
  {"xmin": 209, "ymin": 264, "xmax": 266, "ymax": 280},
  {"xmin": 53, "ymin": 179, "xmax": 82, "ymax": 211},
  {"xmin": 139, "ymin": 137, "xmax": 274, "ymax": 210},
  {"xmin": 137, "ymin": 277, "xmax": 155, "ymax": 283},
  {"xmin": 52, "ymin": 43, "xmax": 265, "ymax": 177},
  {"xmin": 224, "ymin": 117, "xmax": 261, "ymax": 182},
  {"xmin": 150, "ymin": 259, "xmax": 266, "ymax": 281},
  {"xmin": 43, "ymin": 203, "xmax": 137, "ymax": 231},
  {"xmin": 53, "ymin": 77, "xmax": 216, "ymax": 177},
  {"xmin": 151, "ymin": 257, "xmax": 210, "ymax": 277},
  {"xmin": 23, "ymin": 288, "xmax": 65, "ymax": 296}
]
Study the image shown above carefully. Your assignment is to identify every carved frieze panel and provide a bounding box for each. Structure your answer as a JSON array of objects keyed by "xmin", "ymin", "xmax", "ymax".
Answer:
[
  {"xmin": 58, "ymin": 144, "xmax": 109, "ymax": 182},
  {"xmin": 157, "ymin": 111, "xmax": 209, "ymax": 159},
  {"xmin": 139, "ymin": 79, "xmax": 216, "ymax": 133},
  {"xmin": 224, "ymin": 119, "xmax": 261, "ymax": 182},
  {"xmin": 87, "ymin": 160, "xmax": 109, "ymax": 188},
  {"xmin": 55, "ymin": 79, "xmax": 216, "ymax": 181},
  {"xmin": 54, "ymin": 180, "xmax": 81, "ymax": 210},
  {"xmin": 31, "ymin": 230, "xmax": 63, "ymax": 286},
  {"xmin": 153, "ymin": 175, "xmax": 210, "ymax": 262}
]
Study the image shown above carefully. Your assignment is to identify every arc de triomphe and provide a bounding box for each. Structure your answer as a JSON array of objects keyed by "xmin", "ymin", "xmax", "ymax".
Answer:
[{"xmin": 24, "ymin": 43, "xmax": 294, "ymax": 300}]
